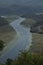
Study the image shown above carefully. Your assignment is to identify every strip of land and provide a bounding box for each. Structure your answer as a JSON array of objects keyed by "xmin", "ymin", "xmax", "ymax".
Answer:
[
  {"xmin": 0, "ymin": 16, "xmax": 17, "ymax": 52},
  {"xmin": 20, "ymin": 16, "xmax": 43, "ymax": 55}
]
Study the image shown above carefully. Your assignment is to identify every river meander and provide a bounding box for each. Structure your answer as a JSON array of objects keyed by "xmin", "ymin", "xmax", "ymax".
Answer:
[{"xmin": 0, "ymin": 17, "xmax": 32, "ymax": 63}]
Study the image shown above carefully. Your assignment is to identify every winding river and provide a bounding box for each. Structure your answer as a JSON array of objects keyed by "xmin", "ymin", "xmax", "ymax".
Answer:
[{"xmin": 0, "ymin": 17, "xmax": 32, "ymax": 63}]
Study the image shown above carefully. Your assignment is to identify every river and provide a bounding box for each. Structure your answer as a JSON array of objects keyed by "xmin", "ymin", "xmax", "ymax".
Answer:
[{"xmin": 0, "ymin": 17, "xmax": 32, "ymax": 63}]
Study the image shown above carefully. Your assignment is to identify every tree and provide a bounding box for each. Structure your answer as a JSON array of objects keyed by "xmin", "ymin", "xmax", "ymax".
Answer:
[
  {"xmin": 6, "ymin": 58, "xmax": 13, "ymax": 65},
  {"xmin": 0, "ymin": 40, "xmax": 4, "ymax": 50},
  {"xmin": 12, "ymin": 51, "xmax": 43, "ymax": 65},
  {"xmin": 1, "ymin": 51, "xmax": 43, "ymax": 65}
]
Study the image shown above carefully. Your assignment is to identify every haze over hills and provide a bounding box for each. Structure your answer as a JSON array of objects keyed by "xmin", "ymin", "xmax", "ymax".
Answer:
[
  {"xmin": 0, "ymin": 0, "xmax": 43, "ymax": 16},
  {"xmin": 0, "ymin": 0, "xmax": 43, "ymax": 7}
]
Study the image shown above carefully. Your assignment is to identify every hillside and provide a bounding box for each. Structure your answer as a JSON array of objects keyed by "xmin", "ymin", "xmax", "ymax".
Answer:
[
  {"xmin": 30, "ymin": 14, "xmax": 43, "ymax": 33},
  {"xmin": 20, "ymin": 14, "xmax": 43, "ymax": 54},
  {"xmin": 21, "ymin": 14, "xmax": 43, "ymax": 33},
  {"xmin": 0, "ymin": 17, "xmax": 8, "ymax": 26},
  {"xmin": 0, "ymin": 17, "xmax": 16, "ymax": 48}
]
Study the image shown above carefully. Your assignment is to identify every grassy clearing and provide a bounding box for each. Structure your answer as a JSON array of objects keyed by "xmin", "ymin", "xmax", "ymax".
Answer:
[
  {"xmin": 20, "ymin": 18, "xmax": 36, "ymax": 27},
  {"xmin": 29, "ymin": 33, "xmax": 43, "ymax": 54},
  {"xmin": 0, "ymin": 25, "xmax": 16, "ymax": 44},
  {"xmin": 0, "ymin": 16, "xmax": 17, "ymax": 46}
]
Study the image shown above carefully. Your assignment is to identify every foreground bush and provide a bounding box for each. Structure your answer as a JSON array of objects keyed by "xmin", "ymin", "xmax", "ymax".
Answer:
[
  {"xmin": 0, "ymin": 40, "xmax": 4, "ymax": 50},
  {"xmin": 3, "ymin": 51, "xmax": 43, "ymax": 65}
]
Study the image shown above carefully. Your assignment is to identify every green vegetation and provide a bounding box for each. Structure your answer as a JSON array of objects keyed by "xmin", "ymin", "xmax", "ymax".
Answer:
[
  {"xmin": 6, "ymin": 59, "xmax": 13, "ymax": 65},
  {"xmin": 0, "ymin": 40, "xmax": 4, "ymax": 51},
  {"xmin": 2, "ymin": 51, "xmax": 43, "ymax": 65}
]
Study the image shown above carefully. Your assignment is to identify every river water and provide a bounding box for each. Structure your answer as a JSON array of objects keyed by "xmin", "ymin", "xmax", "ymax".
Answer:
[{"xmin": 0, "ymin": 17, "xmax": 32, "ymax": 63}]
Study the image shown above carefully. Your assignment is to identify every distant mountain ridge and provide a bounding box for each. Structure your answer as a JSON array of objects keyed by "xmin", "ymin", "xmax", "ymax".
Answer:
[
  {"xmin": 0, "ymin": 0, "xmax": 43, "ymax": 7},
  {"xmin": 0, "ymin": 0, "xmax": 43, "ymax": 16}
]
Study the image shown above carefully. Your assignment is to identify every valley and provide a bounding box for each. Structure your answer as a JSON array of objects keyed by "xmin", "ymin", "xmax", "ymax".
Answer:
[{"xmin": 0, "ymin": 0, "xmax": 43, "ymax": 64}]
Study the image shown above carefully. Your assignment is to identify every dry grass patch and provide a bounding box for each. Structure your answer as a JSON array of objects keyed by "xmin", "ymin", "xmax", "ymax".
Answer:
[
  {"xmin": 29, "ymin": 33, "xmax": 43, "ymax": 54},
  {"xmin": 0, "ymin": 25, "xmax": 16, "ymax": 44}
]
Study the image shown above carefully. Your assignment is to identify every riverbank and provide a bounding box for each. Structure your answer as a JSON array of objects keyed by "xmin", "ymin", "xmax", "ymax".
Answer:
[
  {"xmin": 0, "ymin": 16, "xmax": 17, "ymax": 54},
  {"xmin": 20, "ymin": 18, "xmax": 43, "ymax": 54},
  {"xmin": 20, "ymin": 18, "xmax": 36, "ymax": 28},
  {"xmin": 29, "ymin": 33, "xmax": 43, "ymax": 54},
  {"xmin": 0, "ymin": 34, "xmax": 18, "ymax": 55},
  {"xmin": 0, "ymin": 17, "xmax": 32, "ymax": 63},
  {"xmin": 0, "ymin": 16, "xmax": 17, "ymax": 45},
  {"xmin": 0, "ymin": 25, "xmax": 16, "ymax": 43}
]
